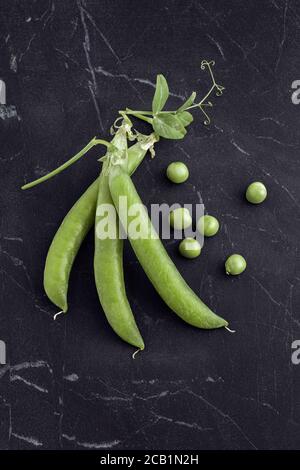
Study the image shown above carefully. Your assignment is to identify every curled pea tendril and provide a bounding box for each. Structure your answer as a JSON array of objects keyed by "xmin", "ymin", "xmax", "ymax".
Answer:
[
  {"xmin": 199, "ymin": 103, "xmax": 213, "ymax": 126},
  {"xmin": 215, "ymin": 87, "xmax": 224, "ymax": 97},
  {"xmin": 196, "ymin": 60, "xmax": 225, "ymax": 125}
]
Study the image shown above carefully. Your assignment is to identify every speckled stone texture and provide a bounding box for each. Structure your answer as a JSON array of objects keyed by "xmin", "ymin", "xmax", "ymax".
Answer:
[{"xmin": 0, "ymin": 0, "xmax": 300, "ymax": 450}]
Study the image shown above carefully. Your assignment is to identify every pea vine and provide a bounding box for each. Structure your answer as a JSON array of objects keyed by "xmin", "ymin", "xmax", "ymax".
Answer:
[
  {"xmin": 21, "ymin": 60, "xmax": 224, "ymax": 190},
  {"xmin": 123, "ymin": 60, "xmax": 224, "ymax": 136}
]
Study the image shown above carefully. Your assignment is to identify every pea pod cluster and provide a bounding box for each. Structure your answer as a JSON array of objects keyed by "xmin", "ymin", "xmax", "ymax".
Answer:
[{"xmin": 22, "ymin": 60, "xmax": 229, "ymax": 351}]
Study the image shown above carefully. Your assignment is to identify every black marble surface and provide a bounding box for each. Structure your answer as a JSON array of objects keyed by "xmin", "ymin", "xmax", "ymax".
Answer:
[{"xmin": 1, "ymin": 0, "xmax": 300, "ymax": 451}]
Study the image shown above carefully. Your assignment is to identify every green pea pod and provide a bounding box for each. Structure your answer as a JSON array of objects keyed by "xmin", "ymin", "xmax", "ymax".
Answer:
[
  {"xmin": 109, "ymin": 166, "xmax": 228, "ymax": 329},
  {"xmin": 44, "ymin": 135, "xmax": 156, "ymax": 313},
  {"xmin": 44, "ymin": 180, "xmax": 98, "ymax": 312},
  {"xmin": 94, "ymin": 130, "xmax": 144, "ymax": 349}
]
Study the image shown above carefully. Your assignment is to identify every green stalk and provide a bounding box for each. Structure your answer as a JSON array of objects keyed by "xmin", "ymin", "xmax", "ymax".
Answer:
[
  {"xmin": 122, "ymin": 110, "xmax": 153, "ymax": 124},
  {"xmin": 21, "ymin": 137, "xmax": 109, "ymax": 190}
]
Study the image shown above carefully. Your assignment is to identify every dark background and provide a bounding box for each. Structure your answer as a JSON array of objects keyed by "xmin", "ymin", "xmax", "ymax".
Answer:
[{"xmin": 1, "ymin": 0, "xmax": 300, "ymax": 450}]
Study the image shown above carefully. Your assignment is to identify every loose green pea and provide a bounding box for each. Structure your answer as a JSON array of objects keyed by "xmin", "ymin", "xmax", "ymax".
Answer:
[
  {"xmin": 246, "ymin": 181, "xmax": 267, "ymax": 204},
  {"xmin": 166, "ymin": 162, "xmax": 189, "ymax": 183},
  {"xmin": 197, "ymin": 215, "xmax": 219, "ymax": 237},
  {"xmin": 225, "ymin": 254, "xmax": 247, "ymax": 275},
  {"xmin": 179, "ymin": 238, "xmax": 201, "ymax": 259},
  {"xmin": 169, "ymin": 208, "xmax": 192, "ymax": 230}
]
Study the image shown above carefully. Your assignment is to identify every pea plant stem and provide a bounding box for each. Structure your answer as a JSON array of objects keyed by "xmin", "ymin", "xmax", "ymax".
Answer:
[
  {"xmin": 122, "ymin": 110, "xmax": 153, "ymax": 124},
  {"xmin": 21, "ymin": 137, "xmax": 110, "ymax": 190},
  {"xmin": 125, "ymin": 109, "xmax": 153, "ymax": 115}
]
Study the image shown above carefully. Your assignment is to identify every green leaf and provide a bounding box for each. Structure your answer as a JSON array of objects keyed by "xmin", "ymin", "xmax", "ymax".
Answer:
[
  {"xmin": 176, "ymin": 111, "xmax": 194, "ymax": 127},
  {"xmin": 176, "ymin": 92, "xmax": 196, "ymax": 113},
  {"xmin": 152, "ymin": 74, "xmax": 169, "ymax": 114},
  {"xmin": 152, "ymin": 113, "xmax": 187, "ymax": 140}
]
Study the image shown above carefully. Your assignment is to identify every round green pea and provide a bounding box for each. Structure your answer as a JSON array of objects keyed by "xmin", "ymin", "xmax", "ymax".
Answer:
[
  {"xmin": 246, "ymin": 181, "xmax": 267, "ymax": 204},
  {"xmin": 179, "ymin": 238, "xmax": 201, "ymax": 259},
  {"xmin": 169, "ymin": 208, "xmax": 192, "ymax": 230},
  {"xmin": 166, "ymin": 162, "xmax": 189, "ymax": 184},
  {"xmin": 197, "ymin": 215, "xmax": 219, "ymax": 237},
  {"xmin": 225, "ymin": 254, "xmax": 247, "ymax": 275}
]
